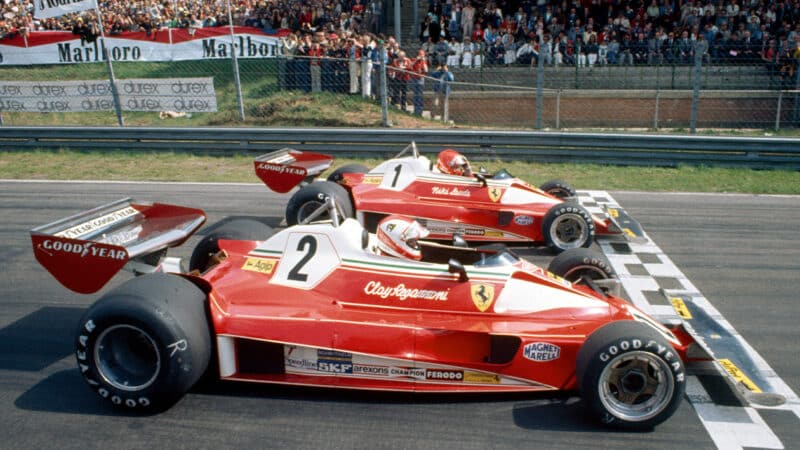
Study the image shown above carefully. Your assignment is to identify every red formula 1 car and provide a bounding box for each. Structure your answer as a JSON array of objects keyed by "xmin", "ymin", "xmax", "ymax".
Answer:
[
  {"xmin": 254, "ymin": 142, "xmax": 645, "ymax": 253},
  {"xmin": 31, "ymin": 197, "xmax": 697, "ymax": 430}
]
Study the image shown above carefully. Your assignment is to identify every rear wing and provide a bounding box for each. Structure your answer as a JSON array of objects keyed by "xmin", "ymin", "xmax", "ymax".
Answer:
[
  {"xmin": 30, "ymin": 198, "xmax": 206, "ymax": 294},
  {"xmin": 254, "ymin": 148, "xmax": 334, "ymax": 193}
]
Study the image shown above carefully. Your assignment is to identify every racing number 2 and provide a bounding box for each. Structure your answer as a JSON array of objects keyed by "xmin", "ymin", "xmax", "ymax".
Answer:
[{"xmin": 287, "ymin": 235, "xmax": 316, "ymax": 282}]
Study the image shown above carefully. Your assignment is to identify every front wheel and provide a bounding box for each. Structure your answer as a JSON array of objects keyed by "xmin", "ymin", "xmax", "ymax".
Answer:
[
  {"xmin": 539, "ymin": 179, "xmax": 577, "ymax": 199},
  {"xmin": 547, "ymin": 248, "xmax": 615, "ymax": 283},
  {"xmin": 74, "ymin": 273, "xmax": 211, "ymax": 411},
  {"xmin": 576, "ymin": 321, "xmax": 685, "ymax": 430},
  {"xmin": 285, "ymin": 181, "xmax": 354, "ymax": 226},
  {"xmin": 541, "ymin": 203, "xmax": 595, "ymax": 253},
  {"xmin": 189, "ymin": 219, "xmax": 273, "ymax": 272}
]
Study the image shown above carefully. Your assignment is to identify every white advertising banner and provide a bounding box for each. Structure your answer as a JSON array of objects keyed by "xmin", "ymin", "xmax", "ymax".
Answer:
[
  {"xmin": 0, "ymin": 27, "xmax": 285, "ymax": 65},
  {"xmin": 34, "ymin": 0, "xmax": 98, "ymax": 20},
  {"xmin": 0, "ymin": 78, "xmax": 217, "ymax": 113}
]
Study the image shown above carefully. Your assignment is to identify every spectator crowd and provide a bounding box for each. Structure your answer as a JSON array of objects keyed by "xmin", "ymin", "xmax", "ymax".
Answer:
[{"xmin": 1, "ymin": 0, "xmax": 798, "ymax": 81}]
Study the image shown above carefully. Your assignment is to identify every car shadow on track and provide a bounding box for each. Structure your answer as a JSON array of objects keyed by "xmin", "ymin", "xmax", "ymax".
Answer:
[{"xmin": 0, "ymin": 306, "xmax": 85, "ymax": 372}]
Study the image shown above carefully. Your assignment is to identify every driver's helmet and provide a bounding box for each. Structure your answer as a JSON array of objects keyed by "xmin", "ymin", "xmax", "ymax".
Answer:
[
  {"xmin": 376, "ymin": 215, "xmax": 429, "ymax": 260},
  {"xmin": 436, "ymin": 149, "xmax": 472, "ymax": 176}
]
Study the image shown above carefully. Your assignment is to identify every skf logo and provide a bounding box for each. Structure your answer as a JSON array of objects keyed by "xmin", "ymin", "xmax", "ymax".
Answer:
[
  {"xmin": 488, "ymin": 187, "xmax": 503, "ymax": 202},
  {"xmin": 470, "ymin": 283, "xmax": 495, "ymax": 312}
]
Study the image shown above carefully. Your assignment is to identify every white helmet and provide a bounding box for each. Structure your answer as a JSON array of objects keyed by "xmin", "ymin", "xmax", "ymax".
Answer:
[{"xmin": 376, "ymin": 215, "xmax": 429, "ymax": 260}]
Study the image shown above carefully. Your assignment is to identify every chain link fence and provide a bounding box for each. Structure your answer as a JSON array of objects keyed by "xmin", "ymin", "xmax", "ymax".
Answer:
[{"xmin": 1, "ymin": 43, "xmax": 798, "ymax": 130}]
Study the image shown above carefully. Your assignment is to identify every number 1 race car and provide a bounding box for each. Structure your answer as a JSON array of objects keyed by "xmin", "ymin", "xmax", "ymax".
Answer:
[
  {"xmin": 254, "ymin": 142, "xmax": 645, "ymax": 253},
  {"xmin": 31, "ymin": 197, "xmax": 697, "ymax": 430}
]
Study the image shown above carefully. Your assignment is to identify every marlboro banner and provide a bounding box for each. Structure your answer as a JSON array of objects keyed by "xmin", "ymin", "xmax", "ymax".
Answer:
[
  {"xmin": 0, "ymin": 27, "xmax": 288, "ymax": 65},
  {"xmin": 0, "ymin": 78, "xmax": 218, "ymax": 113},
  {"xmin": 34, "ymin": 0, "xmax": 97, "ymax": 20}
]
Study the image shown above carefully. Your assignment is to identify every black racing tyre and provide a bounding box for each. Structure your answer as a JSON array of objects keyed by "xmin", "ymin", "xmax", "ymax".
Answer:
[
  {"xmin": 547, "ymin": 248, "xmax": 615, "ymax": 283},
  {"xmin": 539, "ymin": 179, "xmax": 577, "ymax": 199},
  {"xmin": 74, "ymin": 273, "xmax": 211, "ymax": 411},
  {"xmin": 576, "ymin": 321, "xmax": 686, "ymax": 430},
  {"xmin": 541, "ymin": 202, "xmax": 595, "ymax": 253},
  {"xmin": 189, "ymin": 219, "xmax": 273, "ymax": 272},
  {"xmin": 327, "ymin": 164, "xmax": 369, "ymax": 183},
  {"xmin": 285, "ymin": 181, "xmax": 354, "ymax": 226}
]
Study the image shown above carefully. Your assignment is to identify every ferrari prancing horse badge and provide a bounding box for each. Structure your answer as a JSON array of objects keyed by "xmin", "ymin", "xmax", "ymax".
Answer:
[{"xmin": 471, "ymin": 283, "xmax": 495, "ymax": 312}]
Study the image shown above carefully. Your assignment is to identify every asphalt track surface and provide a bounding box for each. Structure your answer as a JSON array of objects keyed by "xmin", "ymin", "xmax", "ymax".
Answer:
[{"xmin": 1, "ymin": 181, "xmax": 798, "ymax": 449}]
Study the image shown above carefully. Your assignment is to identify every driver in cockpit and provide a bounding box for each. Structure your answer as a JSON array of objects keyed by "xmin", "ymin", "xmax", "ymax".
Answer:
[
  {"xmin": 375, "ymin": 215, "xmax": 429, "ymax": 261},
  {"xmin": 436, "ymin": 149, "xmax": 473, "ymax": 177}
]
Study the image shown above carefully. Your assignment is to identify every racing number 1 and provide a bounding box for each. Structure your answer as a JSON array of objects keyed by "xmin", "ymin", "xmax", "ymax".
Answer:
[
  {"xmin": 391, "ymin": 164, "xmax": 402, "ymax": 188},
  {"xmin": 288, "ymin": 235, "xmax": 316, "ymax": 282}
]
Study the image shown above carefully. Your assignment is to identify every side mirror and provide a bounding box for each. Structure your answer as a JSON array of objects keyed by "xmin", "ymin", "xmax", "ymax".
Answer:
[
  {"xmin": 448, "ymin": 258, "xmax": 468, "ymax": 282},
  {"xmin": 452, "ymin": 233, "xmax": 469, "ymax": 248},
  {"xmin": 474, "ymin": 172, "xmax": 487, "ymax": 187}
]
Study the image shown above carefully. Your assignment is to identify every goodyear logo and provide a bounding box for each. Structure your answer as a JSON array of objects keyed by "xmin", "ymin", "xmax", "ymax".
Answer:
[
  {"xmin": 242, "ymin": 258, "xmax": 276, "ymax": 275},
  {"xmin": 523, "ymin": 342, "xmax": 561, "ymax": 362},
  {"xmin": 470, "ymin": 283, "xmax": 495, "ymax": 312}
]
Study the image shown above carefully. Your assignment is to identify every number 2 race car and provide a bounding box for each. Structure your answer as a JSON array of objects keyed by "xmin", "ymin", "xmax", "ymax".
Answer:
[
  {"xmin": 30, "ymin": 197, "xmax": 699, "ymax": 430},
  {"xmin": 254, "ymin": 142, "xmax": 645, "ymax": 253}
]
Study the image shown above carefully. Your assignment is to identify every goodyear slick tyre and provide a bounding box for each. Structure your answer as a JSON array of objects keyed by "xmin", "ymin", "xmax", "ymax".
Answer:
[
  {"xmin": 285, "ymin": 181, "xmax": 355, "ymax": 226},
  {"xmin": 327, "ymin": 164, "xmax": 369, "ymax": 183},
  {"xmin": 189, "ymin": 219, "xmax": 273, "ymax": 272},
  {"xmin": 547, "ymin": 248, "xmax": 615, "ymax": 283},
  {"xmin": 75, "ymin": 273, "xmax": 211, "ymax": 411},
  {"xmin": 541, "ymin": 203, "xmax": 595, "ymax": 253},
  {"xmin": 576, "ymin": 320, "xmax": 685, "ymax": 430},
  {"xmin": 539, "ymin": 179, "xmax": 577, "ymax": 199}
]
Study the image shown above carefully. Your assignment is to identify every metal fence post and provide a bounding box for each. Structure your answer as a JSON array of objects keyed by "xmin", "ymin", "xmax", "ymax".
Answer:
[
  {"xmin": 690, "ymin": 43, "xmax": 702, "ymax": 133},
  {"xmin": 793, "ymin": 62, "xmax": 800, "ymax": 125},
  {"xmin": 380, "ymin": 44, "xmax": 389, "ymax": 127},
  {"xmin": 654, "ymin": 91, "xmax": 660, "ymax": 129},
  {"xmin": 775, "ymin": 90, "xmax": 783, "ymax": 131},
  {"xmin": 556, "ymin": 89, "xmax": 561, "ymax": 129},
  {"xmin": 227, "ymin": 0, "xmax": 245, "ymax": 121},
  {"xmin": 536, "ymin": 32, "xmax": 544, "ymax": 130}
]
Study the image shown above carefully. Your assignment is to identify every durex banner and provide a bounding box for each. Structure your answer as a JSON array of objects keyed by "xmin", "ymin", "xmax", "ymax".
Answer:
[
  {"xmin": 34, "ymin": 0, "xmax": 97, "ymax": 20},
  {"xmin": 0, "ymin": 78, "xmax": 217, "ymax": 113},
  {"xmin": 0, "ymin": 27, "xmax": 288, "ymax": 65}
]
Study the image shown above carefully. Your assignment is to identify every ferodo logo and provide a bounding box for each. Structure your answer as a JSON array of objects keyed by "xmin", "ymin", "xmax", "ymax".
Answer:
[
  {"xmin": 41, "ymin": 239, "xmax": 127, "ymax": 260},
  {"xmin": 523, "ymin": 342, "xmax": 561, "ymax": 362},
  {"xmin": 425, "ymin": 369, "xmax": 464, "ymax": 381}
]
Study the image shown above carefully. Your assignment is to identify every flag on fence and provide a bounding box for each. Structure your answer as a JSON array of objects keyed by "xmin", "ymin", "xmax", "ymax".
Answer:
[{"xmin": 34, "ymin": 0, "xmax": 97, "ymax": 19}]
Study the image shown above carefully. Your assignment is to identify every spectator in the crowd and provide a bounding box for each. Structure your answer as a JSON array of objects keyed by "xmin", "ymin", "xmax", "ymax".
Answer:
[
  {"xmin": 447, "ymin": 36, "xmax": 463, "ymax": 67},
  {"xmin": 431, "ymin": 63, "xmax": 454, "ymax": 119},
  {"xmin": 411, "ymin": 48, "xmax": 429, "ymax": 116}
]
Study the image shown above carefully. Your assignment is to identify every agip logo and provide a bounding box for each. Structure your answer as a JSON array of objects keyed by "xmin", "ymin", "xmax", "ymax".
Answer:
[{"xmin": 470, "ymin": 283, "xmax": 495, "ymax": 312}]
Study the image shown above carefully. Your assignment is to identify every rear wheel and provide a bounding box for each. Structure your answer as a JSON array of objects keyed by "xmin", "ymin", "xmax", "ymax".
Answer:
[
  {"xmin": 75, "ymin": 273, "xmax": 211, "ymax": 411},
  {"xmin": 539, "ymin": 180, "xmax": 576, "ymax": 199},
  {"xmin": 327, "ymin": 164, "xmax": 369, "ymax": 183},
  {"xmin": 285, "ymin": 181, "xmax": 354, "ymax": 226},
  {"xmin": 547, "ymin": 248, "xmax": 615, "ymax": 283},
  {"xmin": 576, "ymin": 321, "xmax": 685, "ymax": 430},
  {"xmin": 189, "ymin": 219, "xmax": 273, "ymax": 272},
  {"xmin": 541, "ymin": 203, "xmax": 595, "ymax": 253}
]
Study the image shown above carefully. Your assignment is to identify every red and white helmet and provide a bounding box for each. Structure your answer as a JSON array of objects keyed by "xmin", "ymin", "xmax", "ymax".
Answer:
[
  {"xmin": 376, "ymin": 215, "xmax": 429, "ymax": 260},
  {"xmin": 437, "ymin": 149, "xmax": 472, "ymax": 176}
]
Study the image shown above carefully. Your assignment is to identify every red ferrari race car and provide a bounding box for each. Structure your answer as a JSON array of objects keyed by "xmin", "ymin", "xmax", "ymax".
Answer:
[
  {"xmin": 31, "ymin": 197, "xmax": 699, "ymax": 430},
  {"xmin": 254, "ymin": 142, "xmax": 645, "ymax": 253}
]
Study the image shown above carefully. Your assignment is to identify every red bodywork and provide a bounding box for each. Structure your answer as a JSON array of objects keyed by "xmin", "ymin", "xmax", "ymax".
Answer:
[
  {"xmin": 253, "ymin": 148, "xmax": 636, "ymax": 245},
  {"xmin": 199, "ymin": 219, "xmax": 687, "ymax": 393},
  {"xmin": 30, "ymin": 200, "xmax": 689, "ymax": 394}
]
